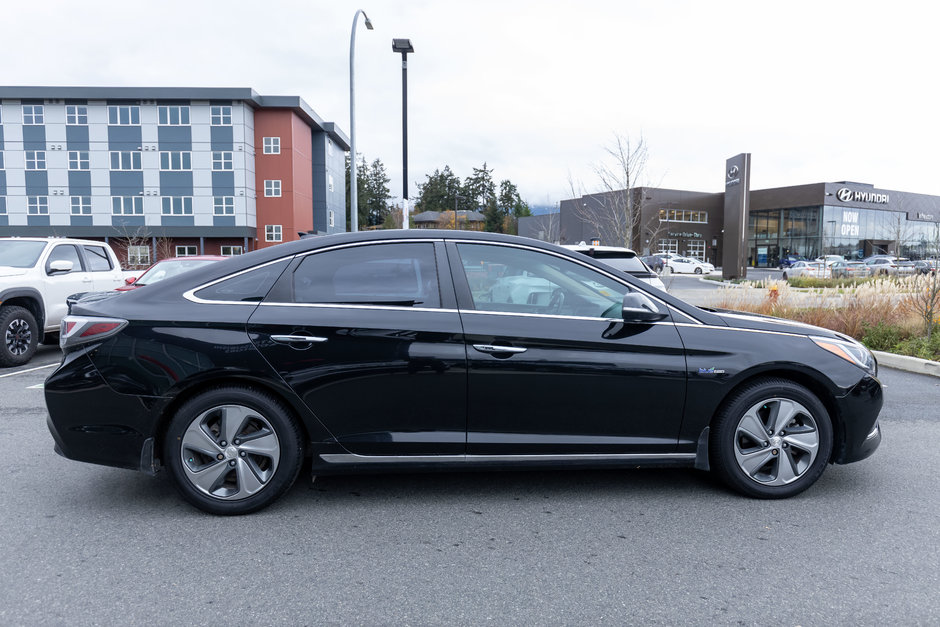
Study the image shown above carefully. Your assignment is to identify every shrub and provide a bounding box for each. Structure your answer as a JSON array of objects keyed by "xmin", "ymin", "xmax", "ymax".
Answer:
[{"xmin": 861, "ymin": 322, "xmax": 907, "ymax": 352}]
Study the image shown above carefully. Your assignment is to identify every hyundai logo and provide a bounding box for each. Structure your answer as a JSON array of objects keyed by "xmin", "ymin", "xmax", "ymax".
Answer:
[
  {"xmin": 837, "ymin": 188, "xmax": 854, "ymax": 202},
  {"xmin": 727, "ymin": 166, "xmax": 739, "ymax": 179}
]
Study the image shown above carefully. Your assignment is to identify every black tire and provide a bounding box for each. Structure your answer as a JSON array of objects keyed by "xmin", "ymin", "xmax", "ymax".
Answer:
[
  {"xmin": 164, "ymin": 387, "xmax": 304, "ymax": 515},
  {"xmin": 710, "ymin": 378, "xmax": 832, "ymax": 499},
  {"xmin": 0, "ymin": 306, "xmax": 39, "ymax": 367},
  {"xmin": 694, "ymin": 267, "xmax": 703, "ymax": 275},
  {"xmin": 782, "ymin": 272, "xmax": 789, "ymax": 280}
]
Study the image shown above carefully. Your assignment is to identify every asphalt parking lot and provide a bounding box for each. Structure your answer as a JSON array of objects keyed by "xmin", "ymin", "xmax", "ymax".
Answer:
[{"xmin": 1, "ymin": 347, "xmax": 938, "ymax": 624}]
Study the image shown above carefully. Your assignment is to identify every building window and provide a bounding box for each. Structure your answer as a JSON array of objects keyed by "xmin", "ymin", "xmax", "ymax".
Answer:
[
  {"xmin": 211, "ymin": 151, "xmax": 233, "ymax": 170},
  {"xmin": 111, "ymin": 196, "xmax": 143, "ymax": 215},
  {"xmin": 213, "ymin": 196, "xmax": 235, "ymax": 215},
  {"xmin": 328, "ymin": 210, "xmax": 335, "ymax": 228},
  {"xmin": 210, "ymin": 106, "xmax": 232, "ymax": 125},
  {"xmin": 262, "ymin": 137, "xmax": 280, "ymax": 154},
  {"xmin": 176, "ymin": 245, "xmax": 198, "ymax": 257},
  {"xmin": 127, "ymin": 245, "xmax": 150, "ymax": 267},
  {"xmin": 686, "ymin": 240, "xmax": 706, "ymax": 260},
  {"xmin": 659, "ymin": 209, "xmax": 708, "ymax": 224},
  {"xmin": 158, "ymin": 105, "xmax": 190, "ymax": 125},
  {"xmin": 220, "ymin": 245, "xmax": 243, "ymax": 256},
  {"xmin": 25, "ymin": 151, "xmax": 46, "ymax": 170},
  {"xmin": 70, "ymin": 196, "xmax": 92, "ymax": 215},
  {"xmin": 27, "ymin": 196, "xmax": 49, "ymax": 215},
  {"xmin": 68, "ymin": 151, "xmax": 90, "ymax": 170},
  {"xmin": 159, "ymin": 151, "xmax": 192, "ymax": 171},
  {"xmin": 23, "ymin": 105, "xmax": 44, "ymax": 125},
  {"xmin": 66, "ymin": 105, "xmax": 88, "ymax": 125},
  {"xmin": 108, "ymin": 105, "xmax": 140, "ymax": 125},
  {"xmin": 264, "ymin": 180, "xmax": 282, "ymax": 197},
  {"xmin": 110, "ymin": 151, "xmax": 142, "ymax": 170},
  {"xmin": 659, "ymin": 239, "xmax": 679, "ymax": 255},
  {"xmin": 161, "ymin": 196, "xmax": 193, "ymax": 215},
  {"xmin": 265, "ymin": 225, "xmax": 282, "ymax": 242},
  {"xmin": 328, "ymin": 174, "xmax": 334, "ymax": 193}
]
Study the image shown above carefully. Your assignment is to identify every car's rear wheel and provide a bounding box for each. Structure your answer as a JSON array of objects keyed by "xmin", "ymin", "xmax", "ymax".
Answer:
[
  {"xmin": 165, "ymin": 387, "xmax": 303, "ymax": 515},
  {"xmin": 0, "ymin": 306, "xmax": 39, "ymax": 367},
  {"xmin": 710, "ymin": 378, "xmax": 832, "ymax": 499}
]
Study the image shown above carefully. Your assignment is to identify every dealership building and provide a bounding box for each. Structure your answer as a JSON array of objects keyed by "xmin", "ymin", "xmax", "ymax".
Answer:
[
  {"xmin": 521, "ymin": 154, "xmax": 940, "ymax": 278},
  {"xmin": 0, "ymin": 86, "xmax": 348, "ymax": 266}
]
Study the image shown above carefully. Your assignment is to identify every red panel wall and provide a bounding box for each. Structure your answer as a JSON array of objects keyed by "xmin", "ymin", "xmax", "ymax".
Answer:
[{"xmin": 254, "ymin": 110, "xmax": 313, "ymax": 248}]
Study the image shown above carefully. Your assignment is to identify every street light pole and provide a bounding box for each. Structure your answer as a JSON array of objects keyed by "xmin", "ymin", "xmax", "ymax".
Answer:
[
  {"xmin": 349, "ymin": 9, "xmax": 373, "ymax": 233},
  {"xmin": 392, "ymin": 38, "xmax": 414, "ymax": 230}
]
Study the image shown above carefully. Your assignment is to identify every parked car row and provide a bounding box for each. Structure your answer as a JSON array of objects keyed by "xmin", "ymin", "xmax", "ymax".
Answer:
[{"xmin": 781, "ymin": 254, "xmax": 934, "ymax": 280}]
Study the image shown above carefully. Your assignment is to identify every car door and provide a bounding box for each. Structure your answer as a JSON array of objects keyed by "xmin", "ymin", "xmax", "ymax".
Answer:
[
  {"xmin": 247, "ymin": 241, "xmax": 467, "ymax": 456},
  {"xmin": 449, "ymin": 241, "xmax": 687, "ymax": 455},
  {"xmin": 42, "ymin": 243, "xmax": 94, "ymax": 329},
  {"xmin": 82, "ymin": 244, "xmax": 125, "ymax": 291}
]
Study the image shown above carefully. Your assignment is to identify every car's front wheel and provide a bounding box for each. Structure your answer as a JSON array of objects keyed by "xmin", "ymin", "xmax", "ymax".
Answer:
[
  {"xmin": 165, "ymin": 387, "xmax": 304, "ymax": 515},
  {"xmin": 710, "ymin": 378, "xmax": 832, "ymax": 499},
  {"xmin": 694, "ymin": 267, "xmax": 703, "ymax": 275},
  {"xmin": 0, "ymin": 306, "xmax": 39, "ymax": 367}
]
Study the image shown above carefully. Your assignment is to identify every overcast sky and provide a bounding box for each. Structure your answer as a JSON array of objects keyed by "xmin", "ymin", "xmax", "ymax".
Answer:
[{"xmin": 5, "ymin": 0, "xmax": 937, "ymax": 208}]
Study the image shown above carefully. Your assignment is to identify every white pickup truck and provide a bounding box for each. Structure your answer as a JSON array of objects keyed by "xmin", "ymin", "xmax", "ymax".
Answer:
[{"xmin": 0, "ymin": 237, "xmax": 127, "ymax": 366}]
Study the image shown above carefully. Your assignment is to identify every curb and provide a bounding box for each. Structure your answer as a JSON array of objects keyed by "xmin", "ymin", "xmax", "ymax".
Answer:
[{"xmin": 873, "ymin": 350, "xmax": 940, "ymax": 378}]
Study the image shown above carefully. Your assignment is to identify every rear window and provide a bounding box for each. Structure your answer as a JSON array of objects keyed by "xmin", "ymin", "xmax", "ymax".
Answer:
[
  {"xmin": 83, "ymin": 245, "xmax": 114, "ymax": 271},
  {"xmin": 194, "ymin": 259, "xmax": 289, "ymax": 302},
  {"xmin": 576, "ymin": 250, "xmax": 648, "ymax": 273}
]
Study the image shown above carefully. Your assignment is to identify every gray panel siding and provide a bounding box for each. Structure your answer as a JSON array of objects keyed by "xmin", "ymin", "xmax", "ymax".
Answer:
[
  {"xmin": 22, "ymin": 125, "xmax": 46, "ymax": 150},
  {"xmin": 0, "ymin": 171, "xmax": 6, "ymax": 195},
  {"xmin": 210, "ymin": 126, "xmax": 233, "ymax": 150},
  {"xmin": 108, "ymin": 126, "xmax": 142, "ymax": 150},
  {"xmin": 112, "ymin": 216, "xmax": 145, "ymax": 227},
  {"xmin": 158, "ymin": 126, "xmax": 192, "ymax": 150},
  {"xmin": 66, "ymin": 125, "xmax": 90, "ymax": 150},
  {"xmin": 110, "ymin": 171, "xmax": 143, "ymax": 195},
  {"xmin": 68, "ymin": 171, "xmax": 92, "ymax": 195},
  {"xmin": 25, "ymin": 171, "xmax": 49, "ymax": 195},
  {"xmin": 70, "ymin": 215, "xmax": 93, "ymax": 226},
  {"xmin": 0, "ymin": 216, "xmax": 7, "ymax": 226},
  {"xmin": 213, "ymin": 216, "xmax": 235, "ymax": 227},
  {"xmin": 211, "ymin": 172, "xmax": 235, "ymax": 196},
  {"xmin": 27, "ymin": 215, "xmax": 50, "ymax": 227},
  {"xmin": 160, "ymin": 172, "xmax": 193, "ymax": 195},
  {"xmin": 162, "ymin": 216, "xmax": 195, "ymax": 226},
  {"xmin": 0, "ymin": 126, "xmax": 4, "ymax": 149}
]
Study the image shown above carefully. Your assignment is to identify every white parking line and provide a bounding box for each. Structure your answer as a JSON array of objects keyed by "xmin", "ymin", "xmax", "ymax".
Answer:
[{"xmin": 0, "ymin": 363, "xmax": 57, "ymax": 379}]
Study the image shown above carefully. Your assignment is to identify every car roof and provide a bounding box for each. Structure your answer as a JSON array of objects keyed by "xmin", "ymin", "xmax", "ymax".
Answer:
[{"xmin": 563, "ymin": 244, "xmax": 638, "ymax": 256}]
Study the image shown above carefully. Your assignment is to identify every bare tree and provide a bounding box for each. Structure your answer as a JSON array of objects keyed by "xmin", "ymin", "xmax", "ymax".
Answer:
[
  {"xmin": 903, "ymin": 223, "xmax": 940, "ymax": 341},
  {"xmin": 571, "ymin": 134, "xmax": 650, "ymax": 249}
]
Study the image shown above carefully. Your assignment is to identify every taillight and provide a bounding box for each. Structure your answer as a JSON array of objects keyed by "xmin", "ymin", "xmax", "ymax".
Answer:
[{"xmin": 60, "ymin": 316, "xmax": 128, "ymax": 350}]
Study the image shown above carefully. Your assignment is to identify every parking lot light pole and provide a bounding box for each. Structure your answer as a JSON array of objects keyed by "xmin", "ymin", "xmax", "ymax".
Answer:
[
  {"xmin": 392, "ymin": 38, "xmax": 414, "ymax": 229},
  {"xmin": 349, "ymin": 9, "xmax": 373, "ymax": 233}
]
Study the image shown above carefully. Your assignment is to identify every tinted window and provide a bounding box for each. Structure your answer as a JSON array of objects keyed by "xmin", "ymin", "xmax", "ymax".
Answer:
[
  {"xmin": 292, "ymin": 243, "xmax": 440, "ymax": 307},
  {"xmin": 195, "ymin": 259, "xmax": 289, "ymax": 302},
  {"xmin": 46, "ymin": 245, "xmax": 83, "ymax": 274},
  {"xmin": 83, "ymin": 245, "xmax": 113, "ymax": 271},
  {"xmin": 591, "ymin": 254, "xmax": 647, "ymax": 273},
  {"xmin": 456, "ymin": 243, "xmax": 629, "ymax": 318}
]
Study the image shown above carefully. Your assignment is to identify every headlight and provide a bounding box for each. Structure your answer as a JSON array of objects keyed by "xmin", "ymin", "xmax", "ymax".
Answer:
[{"xmin": 810, "ymin": 335, "xmax": 877, "ymax": 375}]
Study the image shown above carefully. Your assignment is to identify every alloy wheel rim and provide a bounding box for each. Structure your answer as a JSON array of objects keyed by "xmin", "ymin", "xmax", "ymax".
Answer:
[
  {"xmin": 5, "ymin": 318, "xmax": 32, "ymax": 356},
  {"xmin": 180, "ymin": 404, "xmax": 281, "ymax": 500},
  {"xmin": 732, "ymin": 397, "xmax": 819, "ymax": 486}
]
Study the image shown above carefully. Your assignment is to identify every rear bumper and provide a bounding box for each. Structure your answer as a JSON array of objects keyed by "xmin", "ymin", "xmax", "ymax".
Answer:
[{"xmin": 45, "ymin": 349, "xmax": 163, "ymax": 472}]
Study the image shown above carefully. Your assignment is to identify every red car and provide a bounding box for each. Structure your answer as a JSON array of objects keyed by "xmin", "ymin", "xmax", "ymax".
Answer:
[{"xmin": 118, "ymin": 255, "xmax": 227, "ymax": 290}]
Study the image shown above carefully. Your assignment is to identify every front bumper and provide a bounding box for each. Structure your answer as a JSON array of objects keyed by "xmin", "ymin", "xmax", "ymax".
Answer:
[{"xmin": 832, "ymin": 375, "xmax": 883, "ymax": 464}]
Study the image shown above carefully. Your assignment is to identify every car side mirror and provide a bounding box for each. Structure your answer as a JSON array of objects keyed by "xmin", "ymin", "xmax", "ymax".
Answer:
[
  {"xmin": 125, "ymin": 277, "xmax": 137, "ymax": 285},
  {"xmin": 622, "ymin": 292, "xmax": 669, "ymax": 323},
  {"xmin": 48, "ymin": 260, "xmax": 73, "ymax": 275}
]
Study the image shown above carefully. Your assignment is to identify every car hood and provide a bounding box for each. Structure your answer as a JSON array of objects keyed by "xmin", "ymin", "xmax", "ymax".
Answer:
[
  {"xmin": 705, "ymin": 308, "xmax": 846, "ymax": 341},
  {"xmin": 0, "ymin": 266, "xmax": 28, "ymax": 279}
]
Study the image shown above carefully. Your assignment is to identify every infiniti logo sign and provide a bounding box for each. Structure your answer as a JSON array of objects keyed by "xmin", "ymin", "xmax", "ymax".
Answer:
[{"xmin": 836, "ymin": 187, "xmax": 890, "ymax": 204}]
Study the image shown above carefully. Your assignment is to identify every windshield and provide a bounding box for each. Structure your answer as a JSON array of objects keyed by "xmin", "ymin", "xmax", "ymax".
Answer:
[
  {"xmin": 134, "ymin": 258, "xmax": 220, "ymax": 286},
  {"xmin": 0, "ymin": 240, "xmax": 48, "ymax": 268}
]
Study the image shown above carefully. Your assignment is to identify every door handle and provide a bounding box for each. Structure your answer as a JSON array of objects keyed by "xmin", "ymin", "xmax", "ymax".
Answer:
[
  {"xmin": 473, "ymin": 344, "xmax": 527, "ymax": 354},
  {"xmin": 271, "ymin": 334, "xmax": 328, "ymax": 344}
]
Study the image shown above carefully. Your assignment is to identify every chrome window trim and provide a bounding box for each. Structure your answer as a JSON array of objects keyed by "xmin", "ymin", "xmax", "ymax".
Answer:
[
  {"xmin": 259, "ymin": 302, "xmax": 459, "ymax": 314},
  {"xmin": 183, "ymin": 257, "xmax": 293, "ymax": 305},
  {"xmin": 319, "ymin": 452, "xmax": 696, "ymax": 465}
]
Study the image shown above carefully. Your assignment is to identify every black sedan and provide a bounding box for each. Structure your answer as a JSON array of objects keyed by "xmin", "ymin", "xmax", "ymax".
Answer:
[{"xmin": 46, "ymin": 231, "xmax": 883, "ymax": 515}]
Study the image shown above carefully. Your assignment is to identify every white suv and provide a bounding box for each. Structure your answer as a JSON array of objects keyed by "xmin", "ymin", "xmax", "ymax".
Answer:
[{"xmin": 0, "ymin": 237, "xmax": 126, "ymax": 366}]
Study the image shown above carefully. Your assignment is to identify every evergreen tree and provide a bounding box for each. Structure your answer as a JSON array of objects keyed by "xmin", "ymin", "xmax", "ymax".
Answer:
[{"xmin": 415, "ymin": 166, "xmax": 463, "ymax": 213}]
